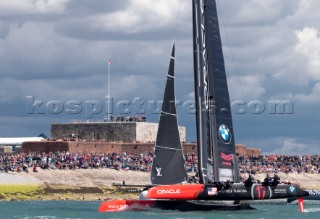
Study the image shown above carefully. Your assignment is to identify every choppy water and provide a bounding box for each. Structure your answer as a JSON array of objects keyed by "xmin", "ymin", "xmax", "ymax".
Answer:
[{"xmin": 0, "ymin": 201, "xmax": 319, "ymax": 219}]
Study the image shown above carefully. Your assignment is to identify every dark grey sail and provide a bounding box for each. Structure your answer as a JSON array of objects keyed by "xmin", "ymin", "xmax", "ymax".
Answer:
[
  {"xmin": 151, "ymin": 42, "xmax": 187, "ymax": 185},
  {"xmin": 193, "ymin": 0, "xmax": 239, "ymax": 183}
]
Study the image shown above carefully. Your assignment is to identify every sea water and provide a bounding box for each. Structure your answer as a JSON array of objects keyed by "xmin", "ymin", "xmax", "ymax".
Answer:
[{"xmin": 0, "ymin": 201, "xmax": 319, "ymax": 219}]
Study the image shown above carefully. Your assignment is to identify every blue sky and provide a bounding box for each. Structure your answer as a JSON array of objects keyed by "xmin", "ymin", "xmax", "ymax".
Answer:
[{"xmin": 1, "ymin": 0, "xmax": 320, "ymax": 155}]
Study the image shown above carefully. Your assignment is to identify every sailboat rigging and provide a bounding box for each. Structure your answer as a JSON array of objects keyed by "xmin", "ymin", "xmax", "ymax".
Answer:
[{"xmin": 98, "ymin": 0, "xmax": 308, "ymax": 212}]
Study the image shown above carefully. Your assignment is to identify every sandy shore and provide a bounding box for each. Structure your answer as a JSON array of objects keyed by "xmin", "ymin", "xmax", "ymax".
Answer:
[
  {"xmin": 10, "ymin": 168, "xmax": 320, "ymax": 189},
  {"xmin": 1, "ymin": 169, "xmax": 319, "ymax": 201},
  {"xmin": 26, "ymin": 168, "xmax": 150, "ymax": 187}
]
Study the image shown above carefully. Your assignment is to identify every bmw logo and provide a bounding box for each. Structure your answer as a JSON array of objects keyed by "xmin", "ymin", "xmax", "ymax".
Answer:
[
  {"xmin": 218, "ymin": 124, "xmax": 232, "ymax": 144},
  {"xmin": 289, "ymin": 186, "xmax": 296, "ymax": 193}
]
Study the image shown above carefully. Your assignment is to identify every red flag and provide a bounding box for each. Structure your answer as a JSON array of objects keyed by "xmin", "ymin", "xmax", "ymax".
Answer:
[{"xmin": 107, "ymin": 58, "xmax": 112, "ymax": 65}]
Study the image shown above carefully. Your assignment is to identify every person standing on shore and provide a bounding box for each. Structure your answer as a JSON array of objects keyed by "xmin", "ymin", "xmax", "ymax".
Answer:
[{"xmin": 33, "ymin": 164, "xmax": 38, "ymax": 173}]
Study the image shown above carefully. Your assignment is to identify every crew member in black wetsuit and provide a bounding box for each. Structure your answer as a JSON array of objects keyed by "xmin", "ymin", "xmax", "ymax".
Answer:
[
  {"xmin": 244, "ymin": 174, "xmax": 254, "ymax": 187},
  {"xmin": 263, "ymin": 173, "xmax": 272, "ymax": 186},
  {"xmin": 272, "ymin": 174, "xmax": 280, "ymax": 186},
  {"xmin": 224, "ymin": 180, "xmax": 232, "ymax": 189}
]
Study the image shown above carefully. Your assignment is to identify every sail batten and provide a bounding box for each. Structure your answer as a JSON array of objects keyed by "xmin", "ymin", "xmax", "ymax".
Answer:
[
  {"xmin": 160, "ymin": 111, "xmax": 177, "ymax": 116},
  {"xmin": 155, "ymin": 145, "xmax": 182, "ymax": 151},
  {"xmin": 150, "ymin": 42, "xmax": 187, "ymax": 185}
]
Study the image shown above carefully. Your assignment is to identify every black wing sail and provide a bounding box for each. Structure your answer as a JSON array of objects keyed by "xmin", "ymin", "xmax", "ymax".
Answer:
[
  {"xmin": 193, "ymin": 0, "xmax": 239, "ymax": 183},
  {"xmin": 150, "ymin": 42, "xmax": 187, "ymax": 185}
]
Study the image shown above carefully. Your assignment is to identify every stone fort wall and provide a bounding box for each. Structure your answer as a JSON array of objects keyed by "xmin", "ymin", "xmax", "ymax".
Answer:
[
  {"xmin": 51, "ymin": 122, "xmax": 186, "ymax": 143},
  {"xmin": 22, "ymin": 141, "xmax": 197, "ymax": 155},
  {"xmin": 20, "ymin": 122, "xmax": 261, "ymax": 156},
  {"xmin": 22, "ymin": 141, "xmax": 258, "ymax": 156}
]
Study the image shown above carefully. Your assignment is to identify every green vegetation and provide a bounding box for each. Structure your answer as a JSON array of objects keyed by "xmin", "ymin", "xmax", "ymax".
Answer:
[
  {"xmin": 0, "ymin": 184, "xmax": 40, "ymax": 200},
  {"xmin": 0, "ymin": 184, "xmax": 39, "ymax": 194},
  {"xmin": 0, "ymin": 184, "xmax": 139, "ymax": 201}
]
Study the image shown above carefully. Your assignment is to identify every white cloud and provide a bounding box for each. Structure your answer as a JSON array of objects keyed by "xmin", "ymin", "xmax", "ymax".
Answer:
[
  {"xmin": 35, "ymin": 0, "xmax": 69, "ymax": 14},
  {"xmin": 185, "ymin": 75, "xmax": 266, "ymax": 108},
  {"xmin": 109, "ymin": 75, "xmax": 158, "ymax": 100},
  {"xmin": 0, "ymin": 22, "xmax": 80, "ymax": 79},
  {"xmin": 243, "ymin": 137, "xmax": 320, "ymax": 155},
  {"xmin": 295, "ymin": 82, "xmax": 320, "ymax": 103},
  {"xmin": 266, "ymin": 138, "xmax": 320, "ymax": 155},
  {"xmin": 0, "ymin": 19, "xmax": 170, "ymax": 106},
  {"xmin": 228, "ymin": 75, "xmax": 266, "ymax": 101},
  {"xmin": 0, "ymin": 0, "xmax": 69, "ymax": 15},
  {"xmin": 0, "ymin": 77, "xmax": 104, "ymax": 104},
  {"xmin": 290, "ymin": 0, "xmax": 320, "ymax": 26},
  {"xmin": 273, "ymin": 27, "xmax": 320, "ymax": 103},
  {"xmin": 219, "ymin": 0, "xmax": 299, "ymax": 27},
  {"xmin": 89, "ymin": 0, "xmax": 190, "ymax": 34},
  {"xmin": 294, "ymin": 27, "xmax": 320, "ymax": 81},
  {"xmin": 235, "ymin": 0, "xmax": 282, "ymax": 25}
]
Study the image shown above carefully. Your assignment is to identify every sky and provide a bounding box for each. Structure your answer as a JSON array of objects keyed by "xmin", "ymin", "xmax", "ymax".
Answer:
[{"xmin": 1, "ymin": 0, "xmax": 320, "ymax": 155}]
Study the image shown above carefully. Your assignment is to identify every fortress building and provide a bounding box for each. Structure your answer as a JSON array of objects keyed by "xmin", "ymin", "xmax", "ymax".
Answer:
[
  {"xmin": 22, "ymin": 121, "xmax": 260, "ymax": 156},
  {"xmin": 51, "ymin": 121, "xmax": 186, "ymax": 143}
]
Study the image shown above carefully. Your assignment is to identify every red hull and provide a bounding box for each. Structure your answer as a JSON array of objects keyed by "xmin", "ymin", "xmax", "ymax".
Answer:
[
  {"xmin": 98, "ymin": 200, "xmax": 156, "ymax": 212},
  {"xmin": 147, "ymin": 184, "xmax": 204, "ymax": 200}
]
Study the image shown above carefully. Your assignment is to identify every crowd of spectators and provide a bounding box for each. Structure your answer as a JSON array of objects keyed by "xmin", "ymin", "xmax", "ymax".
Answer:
[
  {"xmin": 109, "ymin": 116, "xmax": 147, "ymax": 122},
  {"xmin": 0, "ymin": 151, "xmax": 153, "ymax": 173},
  {"xmin": 1, "ymin": 152, "xmax": 320, "ymax": 176},
  {"xmin": 238, "ymin": 154, "xmax": 320, "ymax": 175}
]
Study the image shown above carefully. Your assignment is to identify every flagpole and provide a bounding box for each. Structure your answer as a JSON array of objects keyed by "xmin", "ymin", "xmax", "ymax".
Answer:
[{"xmin": 107, "ymin": 59, "xmax": 111, "ymax": 121}]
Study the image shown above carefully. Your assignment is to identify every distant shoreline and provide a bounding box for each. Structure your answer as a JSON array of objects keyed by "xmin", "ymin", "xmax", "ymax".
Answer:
[{"xmin": 1, "ymin": 169, "xmax": 319, "ymax": 201}]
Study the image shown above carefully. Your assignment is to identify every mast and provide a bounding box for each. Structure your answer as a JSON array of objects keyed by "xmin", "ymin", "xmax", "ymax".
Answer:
[
  {"xmin": 193, "ymin": 0, "xmax": 239, "ymax": 183},
  {"xmin": 192, "ymin": 0, "xmax": 213, "ymax": 184},
  {"xmin": 150, "ymin": 42, "xmax": 187, "ymax": 185}
]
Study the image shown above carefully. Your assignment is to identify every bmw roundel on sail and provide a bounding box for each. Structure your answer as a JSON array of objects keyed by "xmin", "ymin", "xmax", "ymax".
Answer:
[{"xmin": 218, "ymin": 124, "xmax": 232, "ymax": 144}]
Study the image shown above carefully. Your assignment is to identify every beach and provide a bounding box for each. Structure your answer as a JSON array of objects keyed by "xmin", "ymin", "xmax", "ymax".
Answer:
[{"xmin": 1, "ymin": 168, "xmax": 320, "ymax": 201}]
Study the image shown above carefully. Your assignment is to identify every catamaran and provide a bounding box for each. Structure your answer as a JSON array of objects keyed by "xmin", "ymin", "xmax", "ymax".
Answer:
[{"xmin": 98, "ymin": 0, "xmax": 308, "ymax": 212}]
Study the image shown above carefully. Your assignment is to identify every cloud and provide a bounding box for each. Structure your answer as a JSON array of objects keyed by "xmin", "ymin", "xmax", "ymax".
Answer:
[
  {"xmin": 55, "ymin": 0, "xmax": 191, "ymax": 41},
  {"xmin": 0, "ymin": 22, "xmax": 79, "ymax": 79},
  {"xmin": 228, "ymin": 75, "xmax": 266, "ymax": 101},
  {"xmin": 268, "ymin": 13, "xmax": 320, "ymax": 87},
  {"xmin": 239, "ymin": 136, "xmax": 320, "ymax": 155},
  {"xmin": 295, "ymin": 82, "xmax": 320, "ymax": 104},
  {"xmin": 0, "ymin": 0, "xmax": 69, "ymax": 16},
  {"xmin": 88, "ymin": 0, "xmax": 189, "ymax": 34},
  {"xmin": 0, "ymin": 20, "xmax": 175, "ymax": 107},
  {"xmin": 290, "ymin": 0, "xmax": 320, "ymax": 26},
  {"xmin": 266, "ymin": 138, "xmax": 320, "ymax": 155},
  {"xmin": 0, "ymin": 115, "xmax": 67, "ymax": 137},
  {"xmin": 0, "ymin": 0, "xmax": 320, "ymax": 155},
  {"xmin": 273, "ymin": 27, "xmax": 320, "ymax": 103},
  {"xmin": 294, "ymin": 27, "xmax": 320, "ymax": 81},
  {"xmin": 218, "ymin": 0, "xmax": 300, "ymax": 27}
]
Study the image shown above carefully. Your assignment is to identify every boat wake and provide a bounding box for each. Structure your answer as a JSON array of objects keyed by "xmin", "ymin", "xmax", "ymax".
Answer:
[{"xmin": 304, "ymin": 208, "xmax": 320, "ymax": 213}]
